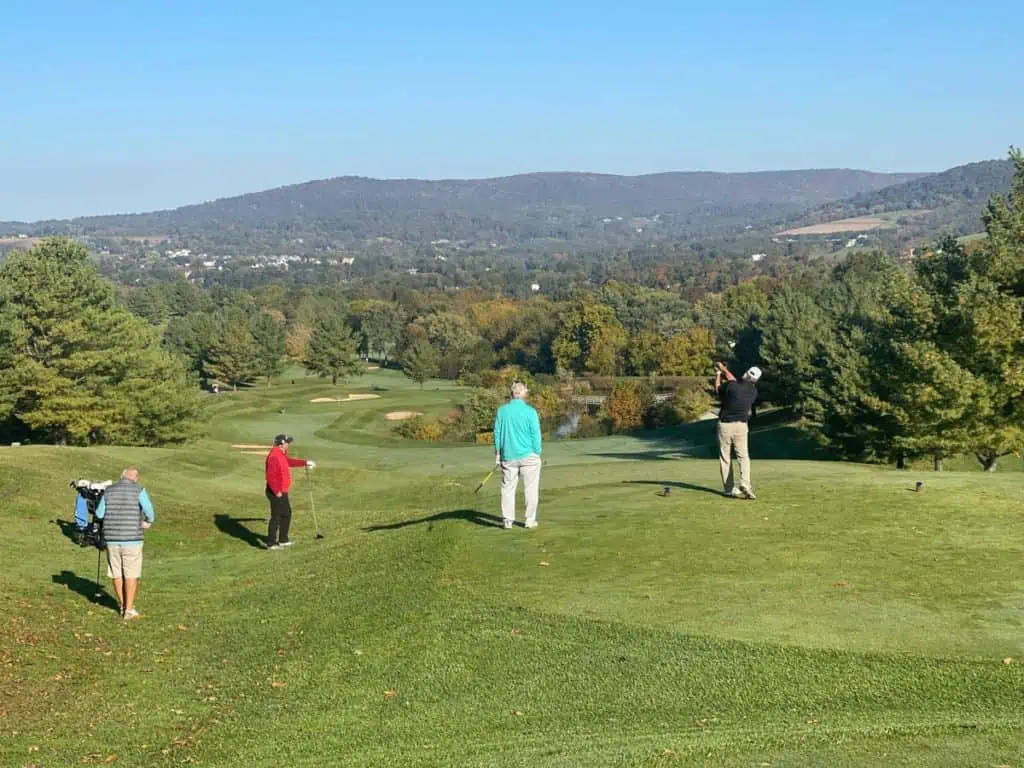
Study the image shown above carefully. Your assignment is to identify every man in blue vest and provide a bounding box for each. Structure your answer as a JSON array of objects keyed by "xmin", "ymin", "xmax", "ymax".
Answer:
[
  {"xmin": 493, "ymin": 381, "xmax": 543, "ymax": 529},
  {"xmin": 95, "ymin": 467, "xmax": 155, "ymax": 620}
]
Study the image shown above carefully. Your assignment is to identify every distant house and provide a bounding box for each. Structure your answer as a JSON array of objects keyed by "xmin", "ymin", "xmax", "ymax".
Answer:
[
  {"xmin": 846, "ymin": 238, "xmax": 858, "ymax": 249},
  {"xmin": 341, "ymin": 256, "xmax": 355, "ymax": 266},
  {"xmin": 530, "ymin": 283, "xmax": 541, "ymax": 292},
  {"xmin": 750, "ymin": 253, "xmax": 766, "ymax": 262}
]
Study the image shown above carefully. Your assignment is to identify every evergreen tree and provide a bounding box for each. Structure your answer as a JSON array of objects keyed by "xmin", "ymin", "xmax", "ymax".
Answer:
[
  {"xmin": 0, "ymin": 238, "xmax": 202, "ymax": 445},
  {"xmin": 205, "ymin": 311, "xmax": 260, "ymax": 391},
  {"xmin": 358, "ymin": 300, "xmax": 404, "ymax": 364},
  {"xmin": 305, "ymin": 316, "xmax": 362, "ymax": 385},
  {"xmin": 401, "ymin": 338, "xmax": 439, "ymax": 389},
  {"xmin": 251, "ymin": 312, "xmax": 287, "ymax": 386},
  {"xmin": 757, "ymin": 284, "xmax": 831, "ymax": 408}
]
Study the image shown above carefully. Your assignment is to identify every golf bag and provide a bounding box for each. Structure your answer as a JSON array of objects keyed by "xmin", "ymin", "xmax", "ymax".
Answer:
[{"xmin": 70, "ymin": 479, "xmax": 112, "ymax": 549}]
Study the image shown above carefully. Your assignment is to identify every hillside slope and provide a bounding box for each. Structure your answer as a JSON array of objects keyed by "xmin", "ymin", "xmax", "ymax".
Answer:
[
  {"xmin": 781, "ymin": 159, "xmax": 1014, "ymax": 238},
  {"xmin": 6, "ymin": 169, "xmax": 924, "ymax": 249}
]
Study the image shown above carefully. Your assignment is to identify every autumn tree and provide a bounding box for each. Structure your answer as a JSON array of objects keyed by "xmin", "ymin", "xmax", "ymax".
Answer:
[{"xmin": 659, "ymin": 327, "xmax": 715, "ymax": 376}]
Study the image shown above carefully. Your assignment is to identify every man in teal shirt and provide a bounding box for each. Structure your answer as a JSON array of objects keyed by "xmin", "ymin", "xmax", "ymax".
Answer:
[{"xmin": 493, "ymin": 381, "xmax": 543, "ymax": 529}]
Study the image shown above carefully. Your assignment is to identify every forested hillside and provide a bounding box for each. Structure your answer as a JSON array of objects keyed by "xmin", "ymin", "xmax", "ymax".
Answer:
[
  {"xmin": 781, "ymin": 159, "xmax": 1014, "ymax": 238},
  {"xmin": 3, "ymin": 169, "xmax": 922, "ymax": 254}
]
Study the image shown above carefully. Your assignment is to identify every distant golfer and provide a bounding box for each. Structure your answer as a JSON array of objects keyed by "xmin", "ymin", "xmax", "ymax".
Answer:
[
  {"xmin": 95, "ymin": 467, "xmax": 155, "ymax": 620},
  {"xmin": 715, "ymin": 363, "xmax": 761, "ymax": 499},
  {"xmin": 265, "ymin": 435, "xmax": 315, "ymax": 550},
  {"xmin": 493, "ymin": 381, "xmax": 543, "ymax": 529}
]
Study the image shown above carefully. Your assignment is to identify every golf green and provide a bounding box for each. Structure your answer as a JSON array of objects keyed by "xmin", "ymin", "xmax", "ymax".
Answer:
[{"xmin": 2, "ymin": 370, "xmax": 1022, "ymax": 766}]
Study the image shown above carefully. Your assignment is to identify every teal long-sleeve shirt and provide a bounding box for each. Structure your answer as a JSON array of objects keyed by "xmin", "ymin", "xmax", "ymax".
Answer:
[{"xmin": 493, "ymin": 399, "xmax": 542, "ymax": 461}]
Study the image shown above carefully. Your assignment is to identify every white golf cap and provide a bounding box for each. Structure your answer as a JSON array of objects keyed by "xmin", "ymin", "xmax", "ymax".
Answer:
[{"xmin": 744, "ymin": 366, "xmax": 762, "ymax": 382}]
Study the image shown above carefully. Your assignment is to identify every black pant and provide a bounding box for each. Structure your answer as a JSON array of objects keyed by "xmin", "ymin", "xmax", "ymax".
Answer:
[{"xmin": 266, "ymin": 487, "xmax": 292, "ymax": 546}]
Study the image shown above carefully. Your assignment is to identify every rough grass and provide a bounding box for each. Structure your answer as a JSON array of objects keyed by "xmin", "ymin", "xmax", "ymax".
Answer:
[{"xmin": 2, "ymin": 371, "xmax": 1022, "ymax": 766}]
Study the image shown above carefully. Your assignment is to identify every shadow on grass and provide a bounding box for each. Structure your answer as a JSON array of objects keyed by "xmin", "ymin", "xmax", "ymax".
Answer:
[
  {"xmin": 363, "ymin": 509, "xmax": 504, "ymax": 532},
  {"xmin": 52, "ymin": 569, "xmax": 120, "ymax": 613},
  {"xmin": 624, "ymin": 480, "xmax": 724, "ymax": 497},
  {"xmin": 588, "ymin": 410, "xmax": 833, "ymax": 463},
  {"xmin": 214, "ymin": 515, "xmax": 266, "ymax": 549},
  {"xmin": 54, "ymin": 518, "xmax": 83, "ymax": 545}
]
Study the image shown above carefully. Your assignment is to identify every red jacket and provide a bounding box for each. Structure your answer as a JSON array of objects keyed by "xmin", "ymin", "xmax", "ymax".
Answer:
[{"xmin": 265, "ymin": 446, "xmax": 307, "ymax": 494}]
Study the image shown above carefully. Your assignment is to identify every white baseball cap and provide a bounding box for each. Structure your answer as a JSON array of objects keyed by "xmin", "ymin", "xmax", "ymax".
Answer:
[{"xmin": 744, "ymin": 366, "xmax": 762, "ymax": 382}]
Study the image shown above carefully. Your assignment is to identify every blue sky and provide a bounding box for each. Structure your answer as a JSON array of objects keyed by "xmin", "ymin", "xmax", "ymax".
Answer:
[{"xmin": 1, "ymin": 0, "xmax": 1020, "ymax": 220}]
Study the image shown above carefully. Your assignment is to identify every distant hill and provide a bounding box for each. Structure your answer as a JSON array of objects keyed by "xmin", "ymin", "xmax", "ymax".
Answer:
[
  {"xmin": 2, "ymin": 169, "xmax": 924, "ymax": 254},
  {"xmin": 778, "ymin": 159, "xmax": 1014, "ymax": 239}
]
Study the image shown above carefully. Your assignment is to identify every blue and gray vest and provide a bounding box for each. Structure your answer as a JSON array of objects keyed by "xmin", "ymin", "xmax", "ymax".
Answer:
[{"xmin": 102, "ymin": 479, "xmax": 146, "ymax": 543}]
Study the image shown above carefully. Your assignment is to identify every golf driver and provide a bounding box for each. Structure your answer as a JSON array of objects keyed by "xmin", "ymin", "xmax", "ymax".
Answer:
[
  {"xmin": 306, "ymin": 466, "xmax": 324, "ymax": 539},
  {"xmin": 474, "ymin": 466, "xmax": 497, "ymax": 494}
]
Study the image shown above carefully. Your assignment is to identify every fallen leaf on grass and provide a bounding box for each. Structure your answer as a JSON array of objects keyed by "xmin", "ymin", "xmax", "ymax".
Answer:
[
  {"xmin": 104, "ymin": 756, "xmax": 117, "ymax": 764},
  {"xmin": 513, "ymin": 710, "xmax": 523, "ymax": 716},
  {"xmin": 511, "ymin": 628, "xmax": 521, "ymax": 636},
  {"xmin": 832, "ymin": 581, "xmax": 848, "ymax": 588},
  {"xmin": 539, "ymin": 562, "xmax": 549, "ymax": 567},
  {"xmin": 384, "ymin": 689, "xmax": 397, "ymax": 698},
  {"xmin": 177, "ymin": 625, "xmax": 187, "ymax": 632},
  {"xmin": 661, "ymin": 748, "xmax": 675, "ymax": 756},
  {"xmin": 270, "ymin": 681, "xmax": 287, "ymax": 689},
  {"xmin": 28, "ymin": 745, "xmax": 39, "ymax": 752},
  {"xmin": 1002, "ymin": 657, "xmax": 1013, "ymax": 665}
]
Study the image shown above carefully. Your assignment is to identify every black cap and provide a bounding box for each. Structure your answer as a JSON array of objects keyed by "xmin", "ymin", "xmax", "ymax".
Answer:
[{"xmin": 273, "ymin": 434, "xmax": 294, "ymax": 446}]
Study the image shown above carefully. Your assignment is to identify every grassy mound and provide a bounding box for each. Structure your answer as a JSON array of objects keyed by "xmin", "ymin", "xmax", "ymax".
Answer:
[{"xmin": 2, "ymin": 371, "xmax": 1022, "ymax": 766}]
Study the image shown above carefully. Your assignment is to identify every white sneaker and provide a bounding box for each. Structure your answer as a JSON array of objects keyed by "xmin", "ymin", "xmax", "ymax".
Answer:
[
  {"xmin": 725, "ymin": 489, "xmax": 743, "ymax": 498},
  {"xmin": 267, "ymin": 544, "xmax": 283, "ymax": 551},
  {"xmin": 524, "ymin": 520, "xmax": 539, "ymax": 529},
  {"xmin": 123, "ymin": 609, "xmax": 140, "ymax": 621},
  {"xmin": 741, "ymin": 487, "xmax": 757, "ymax": 500},
  {"xmin": 502, "ymin": 520, "xmax": 514, "ymax": 529},
  {"xmin": 280, "ymin": 541, "xmax": 294, "ymax": 547}
]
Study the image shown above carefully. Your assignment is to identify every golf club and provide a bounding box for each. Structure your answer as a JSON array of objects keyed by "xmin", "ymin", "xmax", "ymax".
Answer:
[
  {"xmin": 474, "ymin": 466, "xmax": 497, "ymax": 494},
  {"xmin": 306, "ymin": 466, "xmax": 324, "ymax": 540},
  {"xmin": 94, "ymin": 547, "xmax": 103, "ymax": 598}
]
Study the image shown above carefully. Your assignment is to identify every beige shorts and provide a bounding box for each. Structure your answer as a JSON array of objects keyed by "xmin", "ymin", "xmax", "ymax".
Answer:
[{"xmin": 106, "ymin": 544, "xmax": 144, "ymax": 579}]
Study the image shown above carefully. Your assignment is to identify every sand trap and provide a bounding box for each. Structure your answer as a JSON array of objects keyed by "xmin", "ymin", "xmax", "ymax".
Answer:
[
  {"xmin": 310, "ymin": 394, "xmax": 382, "ymax": 403},
  {"xmin": 385, "ymin": 410, "xmax": 422, "ymax": 421},
  {"xmin": 232, "ymin": 444, "xmax": 268, "ymax": 449}
]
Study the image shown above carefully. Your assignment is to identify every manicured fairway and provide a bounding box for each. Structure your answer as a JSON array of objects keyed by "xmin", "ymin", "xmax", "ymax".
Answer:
[{"xmin": 2, "ymin": 371, "xmax": 1022, "ymax": 766}]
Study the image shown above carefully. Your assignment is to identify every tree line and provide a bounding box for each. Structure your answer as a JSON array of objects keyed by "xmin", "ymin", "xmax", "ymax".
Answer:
[{"xmin": 3, "ymin": 151, "xmax": 1021, "ymax": 465}]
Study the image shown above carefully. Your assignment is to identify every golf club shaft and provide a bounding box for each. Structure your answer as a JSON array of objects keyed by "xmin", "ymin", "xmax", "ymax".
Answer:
[
  {"xmin": 307, "ymin": 467, "xmax": 321, "ymax": 536},
  {"xmin": 475, "ymin": 466, "xmax": 497, "ymax": 493}
]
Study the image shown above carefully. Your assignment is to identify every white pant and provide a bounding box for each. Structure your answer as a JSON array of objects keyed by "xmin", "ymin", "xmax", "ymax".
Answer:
[{"xmin": 500, "ymin": 457, "xmax": 541, "ymax": 525}]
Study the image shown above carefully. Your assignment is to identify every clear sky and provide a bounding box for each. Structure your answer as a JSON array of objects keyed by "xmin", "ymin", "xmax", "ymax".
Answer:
[{"xmin": 1, "ymin": 0, "xmax": 1020, "ymax": 221}]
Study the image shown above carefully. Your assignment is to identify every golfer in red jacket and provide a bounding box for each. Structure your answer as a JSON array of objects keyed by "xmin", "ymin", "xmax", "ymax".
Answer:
[{"xmin": 265, "ymin": 434, "xmax": 315, "ymax": 550}]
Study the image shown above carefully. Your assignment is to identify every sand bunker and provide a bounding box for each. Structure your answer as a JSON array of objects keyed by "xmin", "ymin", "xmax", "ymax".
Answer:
[
  {"xmin": 385, "ymin": 410, "xmax": 422, "ymax": 421},
  {"xmin": 310, "ymin": 394, "xmax": 381, "ymax": 403}
]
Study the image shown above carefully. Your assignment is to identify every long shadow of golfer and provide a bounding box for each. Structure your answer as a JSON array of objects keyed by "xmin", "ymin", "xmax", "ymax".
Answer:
[
  {"xmin": 363, "ymin": 509, "xmax": 504, "ymax": 532},
  {"xmin": 52, "ymin": 570, "xmax": 120, "ymax": 613},
  {"xmin": 624, "ymin": 480, "xmax": 723, "ymax": 497},
  {"xmin": 214, "ymin": 515, "xmax": 266, "ymax": 549}
]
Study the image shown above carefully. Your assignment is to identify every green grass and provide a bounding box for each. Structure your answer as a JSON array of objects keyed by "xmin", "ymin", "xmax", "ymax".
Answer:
[{"xmin": 2, "ymin": 370, "xmax": 1023, "ymax": 766}]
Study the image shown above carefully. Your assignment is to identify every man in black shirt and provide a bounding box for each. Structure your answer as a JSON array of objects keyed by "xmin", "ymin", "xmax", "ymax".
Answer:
[{"xmin": 715, "ymin": 362, "xmax": 761, "ymax": 499}]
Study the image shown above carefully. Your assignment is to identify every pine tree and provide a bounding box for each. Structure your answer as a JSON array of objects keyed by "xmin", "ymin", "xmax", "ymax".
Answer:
[
  {"xmin": 305, "ymin": 316, "xmax": 362, "ymax": 385},
  {"xmin": 0, "ymin": 238, "xmax": 202, "ymax": 445},
  {"xmin": 401, "ymin": 338, "xmax": 439, "ymax": 389},
  {"xmin": 251, "ymin": 312, "xmax": 287, "ymax": 386},
  {"xmin": 757, "ymin": 284, "xmax": 831, "ymax": 409},
  {"xmin": 205, "ymin": 312, "xmax": 259, "ymax": 391}
]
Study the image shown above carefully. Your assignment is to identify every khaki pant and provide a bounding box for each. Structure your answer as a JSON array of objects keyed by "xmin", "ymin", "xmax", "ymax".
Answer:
[
  {"xmin": 501, "ymin": 457, "xmax": 541, "ymax": 525},
  {"xmin": 106, "ymin": 543, "xmax": 144, "ymax": 579},
  {"xmin": 717, "ymin": 421, "xmax": 751, "ymax": 492}
]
